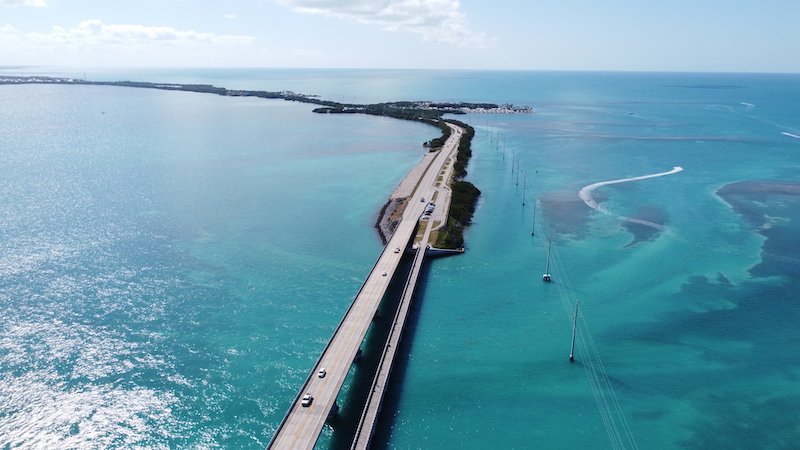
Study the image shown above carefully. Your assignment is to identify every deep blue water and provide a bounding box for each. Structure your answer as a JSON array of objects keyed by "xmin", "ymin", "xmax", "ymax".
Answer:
[{"xmin": 1, "ymin": 69, "xmax": 799, "ymax": 449}]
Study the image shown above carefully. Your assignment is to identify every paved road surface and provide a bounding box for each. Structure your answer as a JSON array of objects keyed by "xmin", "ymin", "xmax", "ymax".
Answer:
[{"xmin": 267, "ymin": 123, "xmax": 463, "ymax": 450}]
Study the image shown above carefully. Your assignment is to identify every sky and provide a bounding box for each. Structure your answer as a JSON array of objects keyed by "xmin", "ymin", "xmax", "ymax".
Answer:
[{"xmin": 1, "ymin": 0, "xmax": 798, "ymax": 72}]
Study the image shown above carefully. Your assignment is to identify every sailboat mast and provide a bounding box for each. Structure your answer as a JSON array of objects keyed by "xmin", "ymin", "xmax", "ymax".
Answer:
[
  {"xmin": 531, "ymin": 201, "xmax": 536, "ymax": 236},
  {"xmin": 542, "ymin": 234, "xmax": 552, "ymax": 282},
  {"xmin": 522, "ymin": 173, "xmax": 527, "ymax": 206},
  {"xmin": 545, "ymin": 235, "xmax": 551, "ymax": 273},
  {"xmin": 569, "ymin": 300, "xmax": 580, "ymax": 362}
]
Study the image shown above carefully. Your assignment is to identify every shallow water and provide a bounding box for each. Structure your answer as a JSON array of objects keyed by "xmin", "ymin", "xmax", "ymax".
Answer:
[
  {"xmin": 379, "ymin": 72, "xmax": 800, "ymax": 449},
  {"xmin": 1, "ymin": 70, "xmax": 799, "ymax": 449}
]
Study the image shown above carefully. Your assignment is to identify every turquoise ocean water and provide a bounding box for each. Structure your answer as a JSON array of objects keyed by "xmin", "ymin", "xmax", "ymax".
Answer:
[{"xmin": 1, "ymin": 69, "xmax": 799, "ymax": 449}]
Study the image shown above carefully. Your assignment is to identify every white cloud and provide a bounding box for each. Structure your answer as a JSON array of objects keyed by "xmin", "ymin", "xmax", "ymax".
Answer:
[
  {"xmin": 0, "ymin": 0, "xmax": 46, "ymax": 6},
  {"xmin": 224, "ymin": 12, "xmax": 237, "ymax": 20},
  {"xmin": 275, "ymin": 0, "xmax": 491, "ymax": 48},
  {"xmin": 2, "ymin": 19, "xmax": 254, "ymax": 49}
]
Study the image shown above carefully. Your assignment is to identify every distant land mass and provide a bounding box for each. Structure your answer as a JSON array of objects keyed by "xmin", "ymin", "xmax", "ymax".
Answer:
[
  {"xmin": 1, "ymin": 75, "xmax": 529, "ymax": 249},
  {"xmin": 0, "ymin": 75, "xmax": 531, "ymax": 119}
]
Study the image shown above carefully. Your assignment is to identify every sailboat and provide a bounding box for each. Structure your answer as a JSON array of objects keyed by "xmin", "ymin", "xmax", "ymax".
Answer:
[
  {"xmin": 569, "ymin": 300, "xmax": 579, "ymax": 362},
  {"xmin": 542, "ymin": 234, "xmax": 552, "ymax": 282}
]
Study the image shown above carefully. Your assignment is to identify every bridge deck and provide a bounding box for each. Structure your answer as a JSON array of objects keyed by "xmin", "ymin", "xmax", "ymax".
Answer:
[
  {"xmin": 267, "ymin": 124, "xmax": 462, "ymax": 450},
  {"xmin": 351, "ymin": 223, "xmax": 431, "ymax": 450}
]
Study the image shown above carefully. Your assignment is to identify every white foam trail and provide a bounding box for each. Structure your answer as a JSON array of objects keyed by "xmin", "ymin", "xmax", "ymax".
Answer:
[
  {"xmin": 781, "ymin": 132, "xmax": 800, "ymax": 139},
  {"xmin": 578, "ymin": 166, "xmax": 683, "ymax": 230}
]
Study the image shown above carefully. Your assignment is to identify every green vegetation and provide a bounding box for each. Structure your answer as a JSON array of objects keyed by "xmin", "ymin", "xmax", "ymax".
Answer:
[
  {"xmin": 447, "ymin": 119, "xmax": 475, "ymax": 179},
  {"xmin": 435, "ymin": 121, "xmax": 481, "ymax": 249},
  {"xmin": 423, "ymin": 120, "xmax": 452, "ymax": 148},
  {"xmin": 435, "ymin": 181, "xmax": 481, "ymax": 249}
]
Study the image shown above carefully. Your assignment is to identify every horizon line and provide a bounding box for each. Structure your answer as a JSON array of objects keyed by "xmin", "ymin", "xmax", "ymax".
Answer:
[{"xmin": 2, "ymin": 65, "xmax": 799, "ymax": 76}]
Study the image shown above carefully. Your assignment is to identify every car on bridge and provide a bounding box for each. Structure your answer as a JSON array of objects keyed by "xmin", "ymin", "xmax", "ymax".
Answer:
[{"xmin": 301, "ymin": 393, "xmax": 313, "ymax": 407}]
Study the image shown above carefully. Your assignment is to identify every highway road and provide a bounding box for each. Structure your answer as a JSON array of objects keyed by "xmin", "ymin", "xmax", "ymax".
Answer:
[
  {"xmin": 351, "ymin": 221, "xmax": 432, "ymax": 450},
  {"xmin": 267, "ymin": 123, "xmax": 463, "ymax": 450}
]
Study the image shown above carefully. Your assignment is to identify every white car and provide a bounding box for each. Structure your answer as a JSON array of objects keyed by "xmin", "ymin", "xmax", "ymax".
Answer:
[
  {"xmin": 393, "ymin": 247, "xmax": 400, "ymax": 254},
  {"xmin": 301, "ymin": 393, "xmax": 313, "ymax": 407},
  {"xmin": 318, "ymin": 368, "xmax": 327, "ymax": 378}
]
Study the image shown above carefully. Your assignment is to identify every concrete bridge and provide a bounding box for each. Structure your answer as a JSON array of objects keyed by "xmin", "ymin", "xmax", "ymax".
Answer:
[{"xmin": 267, "ymin": 123, "xmax": 463, "ymax": 450}]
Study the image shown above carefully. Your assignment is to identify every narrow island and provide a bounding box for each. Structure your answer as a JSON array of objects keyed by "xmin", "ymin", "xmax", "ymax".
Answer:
[{"xmin": 1, "ymin": 75, "xmax": 532, "ymax": 249}]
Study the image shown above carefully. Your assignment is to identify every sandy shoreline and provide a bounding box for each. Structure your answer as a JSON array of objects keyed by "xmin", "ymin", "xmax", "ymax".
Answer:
[
  {"xmin": 390, "ymin": 152, "xmax": 437, "ymax": 200},
  {"xmin": 374, "ymin": 151, "xmax": 438, "ymax": 243}
]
